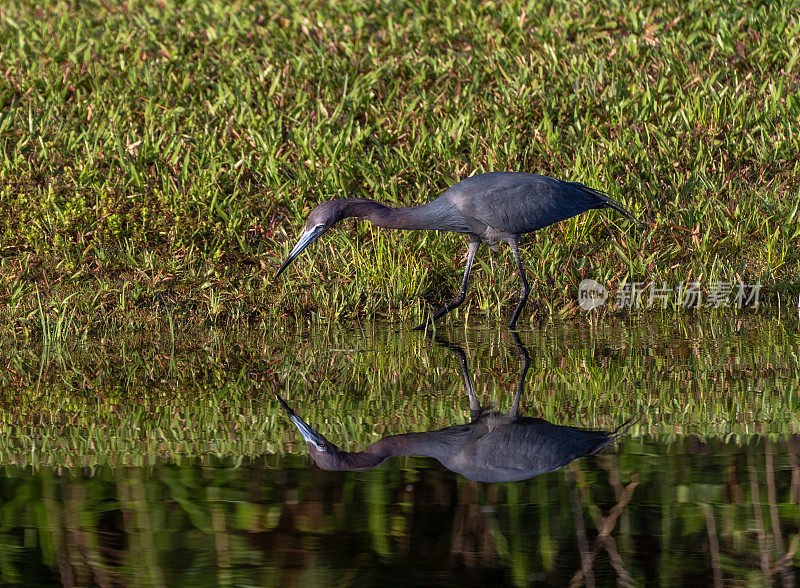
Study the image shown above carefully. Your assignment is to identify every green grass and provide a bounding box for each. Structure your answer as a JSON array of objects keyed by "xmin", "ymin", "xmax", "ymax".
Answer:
[{"xmin": 1, "ymin": 0, "xmax": 800, "ymax": 336}]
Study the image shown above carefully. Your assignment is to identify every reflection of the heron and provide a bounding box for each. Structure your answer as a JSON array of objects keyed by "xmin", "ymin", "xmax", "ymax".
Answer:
[{"xmin": 278, "ymin": 333, "xmax": 635, "ymax": 483}]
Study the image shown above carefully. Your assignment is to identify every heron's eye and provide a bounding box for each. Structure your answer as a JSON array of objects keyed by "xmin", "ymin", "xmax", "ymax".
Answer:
[{"xmin": 315, "ymin": 442, "xmax": 327, "ymax": 452}]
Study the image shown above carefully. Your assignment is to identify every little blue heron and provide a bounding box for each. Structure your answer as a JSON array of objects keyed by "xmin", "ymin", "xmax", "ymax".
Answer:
[
  {"xmin": 276, "ymin": 333, "xmax": 635, "ymax": 483},
  {"xmin": 275, "ymin": 172, "xmax": 636, "ymax": 329}
]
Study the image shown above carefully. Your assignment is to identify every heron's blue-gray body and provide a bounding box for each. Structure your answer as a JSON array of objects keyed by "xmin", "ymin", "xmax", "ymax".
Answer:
[
  {"xmin": 277, "ymin": 334, "xmax": 634, "ymax": 483},
  {"xmin": 355, "ymin": 413, "xmax": 618, "ymax": 483},
  {"xmin": 359, "ymin": 172, "xmax": 624, "ymax": 244},
  {"xmin": 425, "ymin": 172, "xmax": 610, "ymax": 243},
  {"xmin": 285, "ymin": 414, "xmax": 618, "ymax": 484},
  {"xmin": 438, "ymin": 415, "xmax": 614, "ymax": 483},
  {"xmin": 275, "ymin": 171, "xmax": 635, "ymax": 328}
]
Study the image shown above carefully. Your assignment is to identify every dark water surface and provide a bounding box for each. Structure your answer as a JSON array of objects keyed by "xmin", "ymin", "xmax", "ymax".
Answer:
[{"xmin": 1, "ymin": 316, "xmax": 799, "ymax": 585}]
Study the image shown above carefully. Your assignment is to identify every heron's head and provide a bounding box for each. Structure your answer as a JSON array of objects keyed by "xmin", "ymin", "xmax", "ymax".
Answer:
[
  {"xmin": 275, "ymin": 393, "xmax": 346, "ymax": 470},
  {"xmin": 274, "ymin": 201, "xmax": 347, "ymax": 279}
]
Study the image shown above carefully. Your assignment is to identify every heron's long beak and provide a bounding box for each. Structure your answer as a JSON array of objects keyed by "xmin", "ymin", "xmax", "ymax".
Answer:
[
  {"xmin": 275, "ymin": 393, "xmax": 328, "ymax": 451},
  {"xmin": 274, "ymin": 225, "xmax": 325, "ymax": 279}
]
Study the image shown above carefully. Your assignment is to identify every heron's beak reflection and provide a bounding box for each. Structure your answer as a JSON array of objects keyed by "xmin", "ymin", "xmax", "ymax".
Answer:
[
  {"xmin": 274, "ymin": 225, "xmax": 325, "ymax": 279},
  {"xmin": 274, "ymin": 394, "xmax": 328, "ymax": 451}
]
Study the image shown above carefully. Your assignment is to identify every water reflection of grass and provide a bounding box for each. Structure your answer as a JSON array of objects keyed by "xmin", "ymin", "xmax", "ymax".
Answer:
[
  {"xmin": 0, "ymin": 438, "xmax": 797, "ymax": 585},
  {"xmin": 0, "ymin": 316, "xmax": 797, "ymax": 466}
]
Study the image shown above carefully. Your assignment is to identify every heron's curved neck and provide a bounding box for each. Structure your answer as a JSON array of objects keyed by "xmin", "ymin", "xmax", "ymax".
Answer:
[
  {"xmin": 340, "ymin": 199, "xmax": 441, "ymax": 231},
  {"xmin": 339, "ymin": 432, "xmax": 447, "ymax": 470}
]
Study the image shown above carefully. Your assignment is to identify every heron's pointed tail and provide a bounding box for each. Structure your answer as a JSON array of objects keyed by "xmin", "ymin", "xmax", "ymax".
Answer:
[
  {"xmin": 577, "ymin": 413, "xmax": 639, "ymax": 457},
  {"xmin": 601, "ymin": 413, "xmax": 640, "ymax": 449},
  {"xmin": 570, "ymin": 182, "xmax": 641, "ymax": 226}
]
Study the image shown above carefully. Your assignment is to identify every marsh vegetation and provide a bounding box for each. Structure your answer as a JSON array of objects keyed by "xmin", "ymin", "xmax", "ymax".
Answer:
[
  {"xmin": 1, "ymin": 0, "xmax": 798, "ymax": 332},
  {"xmin": 1, "ymin": 0, "xmax": 799, "ymax": 584}
]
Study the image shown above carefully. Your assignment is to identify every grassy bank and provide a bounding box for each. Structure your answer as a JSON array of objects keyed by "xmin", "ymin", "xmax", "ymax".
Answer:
[{"xmin": 1, "ymin": 0, "xmax": 799, "ymax": 338}]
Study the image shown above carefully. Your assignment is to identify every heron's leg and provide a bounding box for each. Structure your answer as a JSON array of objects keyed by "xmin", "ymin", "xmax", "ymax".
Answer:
[
  {"xmin": 430, "ymin": 333, "xmax": 483, "ymax": 420},
  {"xmin": 448, "ymin": 338, "xmax": 482, "ymax": 421},
  {"xmin": 508, "ymin": 241, "xmax": 530, "ymax": 330},
  {"xmin": 509, "ymin": 331, "xmax": 530, "ymax": 418},
  {"xmin": 414, "ymin": 239, "xmax": 480, "ymax": 330},
  {"xmin": 460, "ymin": 349, "xmax": 483, "ymax": 423}
]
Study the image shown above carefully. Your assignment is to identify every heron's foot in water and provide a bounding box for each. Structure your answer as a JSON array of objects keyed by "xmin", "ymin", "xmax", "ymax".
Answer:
[
  {"xmin": 507, "ymin": 297, "xmax": 546, "ymax": 330},
  {"xmin": 414, "ymin": 294, "xmax": 468, "ymax": 331}
]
